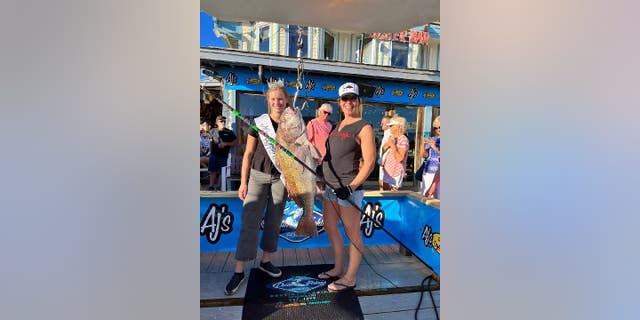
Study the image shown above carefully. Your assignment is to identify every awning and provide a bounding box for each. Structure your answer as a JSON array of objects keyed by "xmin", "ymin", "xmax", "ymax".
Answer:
[{"xmin": 201, "ymin": 0, "xmax": 439, "ymax": 33}]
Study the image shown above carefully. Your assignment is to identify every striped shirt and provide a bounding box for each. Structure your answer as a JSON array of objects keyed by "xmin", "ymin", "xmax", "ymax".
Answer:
[{"xmin": 382, "ymin": 135, "xmax": 409, "ymax": 177}]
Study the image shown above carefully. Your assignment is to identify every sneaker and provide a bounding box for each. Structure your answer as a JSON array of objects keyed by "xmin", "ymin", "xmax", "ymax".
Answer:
[
  {"xmin": 224, "ymin": 272, "xmax": 245, "ymax": 296},
  {"xmin": 258, "ymin": 261, "xmax": 282, "ymax": 278},
  {"xmin": 206, "ymin": 186, "xmax": 216, "ymax": 191}
]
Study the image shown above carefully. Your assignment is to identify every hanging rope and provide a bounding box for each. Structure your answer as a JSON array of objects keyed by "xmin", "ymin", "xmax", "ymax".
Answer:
[{"xmin": 292, "ymin": 26, "xmax": 304, "ymax": 109}]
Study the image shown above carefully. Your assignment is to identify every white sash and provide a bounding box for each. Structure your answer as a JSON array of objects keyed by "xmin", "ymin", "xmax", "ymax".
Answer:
[{"xmin": 254, "ymin": 114, "xmax": 286, "ymax": 184}]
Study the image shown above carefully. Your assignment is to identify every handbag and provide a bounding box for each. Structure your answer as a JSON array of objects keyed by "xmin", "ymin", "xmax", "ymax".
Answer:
[{"xmin": 414, "ymin": 161, "xmax": 425, "ymax": 181}]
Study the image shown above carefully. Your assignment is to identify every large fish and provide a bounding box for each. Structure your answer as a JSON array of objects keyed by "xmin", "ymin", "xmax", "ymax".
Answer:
[{"xmin": 276, "ymin": 107, "xmax": 322, "ymax": 237}]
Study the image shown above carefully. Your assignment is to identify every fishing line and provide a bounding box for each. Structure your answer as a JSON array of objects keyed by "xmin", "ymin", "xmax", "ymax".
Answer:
[{"xmin": 415, "ymin": 275, "xmax": 439, "ymax": 320}]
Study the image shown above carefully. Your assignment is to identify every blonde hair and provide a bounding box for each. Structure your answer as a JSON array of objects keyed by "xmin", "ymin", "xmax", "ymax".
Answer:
[
  {"xmin": 317, "ymin": 103, "xmax": 333, "ymax": 117},
  {"xmin": 265, "ymin": 86, "xmax": 290, "ymax": 113},
  {"xmin": 391, "ymin": 116, "xmax": 407, "ymax": 133}
]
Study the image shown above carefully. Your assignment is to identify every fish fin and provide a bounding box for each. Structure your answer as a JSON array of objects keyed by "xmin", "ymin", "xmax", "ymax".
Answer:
[
  {"xmin": 297, "ymin": 137, "xmax": 322, "ymax": 161},
  {"xmin": 310, "ymin": 144, "xmax": 322, "ymax": 161}
]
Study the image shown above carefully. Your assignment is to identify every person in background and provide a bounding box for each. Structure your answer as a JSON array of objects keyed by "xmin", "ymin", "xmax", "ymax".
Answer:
[
  {"xmin": 381, "ymin": 116, "xmax": 410, "ymax": 191},
  {"xmin": 200, "ymin": 129, "xmax": 210, "ymax": 157},
  {"xmin": 318, "ymin": 82, "xmax": 376, "ymax": 293},
  {"xmin": 420, "ymin": 116, "xmax": 440, "ymax": 197},
  {"xmin": 224, "ymin": 81, "xmax": 289, "ymax": 296},
  {"xmin": 307, "ymin": 103, "xmax": 334, "ymax": 191},
  {"xmin": 377, "ymin": 116, "xmax": 393, "ymax": 190},
  {"xmin": 426, "ymin": 167, "xmax": 440, "ymax": 199},
  {"xmin": 207, "ymin": 115, "xmax": 237, "ymax": 191},
  {"xmin": 200, "ymin": 128, "xmax": 211, "ymax": 171},
  {"xmin": 200, "ymin": 122, "xmax": 212, "ymax": 168}
]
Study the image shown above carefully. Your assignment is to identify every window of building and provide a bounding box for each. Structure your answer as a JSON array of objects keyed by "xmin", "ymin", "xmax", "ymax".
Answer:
[
  {"xmin": 361, "ymin": 37, "xmax": 374, "ymax": 64},
  {"xmin": 391, "ymin": 41, "xmax": 409, "ymax": 68},
  {"xmin": 258, "ymin": 25, "xmax": 270, "ymax": 52},
  {"xmin": 288, "ymin": 25, "xmax": 308, "ymax": 57},
  {"xmin": 419, "ymin": 45, "xmax": 429, "ymax": 70},
  {"xmin": 436, "ymin": 43, "xmax": 440, "ymax": 70},
  {"xmin": 324, "ymin": 31, "xmax": 334, "ymax": 60},
  {"xmin": 236, "ymin": 92, "xmax": 324, "ymax": 126},
  {"xmin": 361, "ymin": 103, "xmax": 420, "ymax": 183}
]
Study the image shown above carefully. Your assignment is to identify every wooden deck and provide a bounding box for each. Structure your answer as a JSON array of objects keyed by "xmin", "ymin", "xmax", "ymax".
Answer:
[{"xmin": 201, "ymin": 244, "xmax": 440, "ymax": 319}]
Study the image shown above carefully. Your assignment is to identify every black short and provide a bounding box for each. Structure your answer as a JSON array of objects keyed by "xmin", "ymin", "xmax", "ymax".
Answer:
[{"xmin": 208, "ymin": 155, "xmax": 228, "ymax": 172}]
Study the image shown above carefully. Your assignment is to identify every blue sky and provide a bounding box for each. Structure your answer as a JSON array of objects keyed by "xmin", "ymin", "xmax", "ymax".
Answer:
[{"xmin": 200, "ymin": 11, "xmax": 226, "ymax": 48}]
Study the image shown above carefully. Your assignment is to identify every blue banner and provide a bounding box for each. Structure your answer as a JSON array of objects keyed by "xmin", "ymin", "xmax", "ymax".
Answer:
[
  {"xmin": 215, "ymin": 67, "xmax": 440, "ymax": 107},
  {"xmin": 200, "ymin": 195, "xmax": 440, "ymax": 275}
]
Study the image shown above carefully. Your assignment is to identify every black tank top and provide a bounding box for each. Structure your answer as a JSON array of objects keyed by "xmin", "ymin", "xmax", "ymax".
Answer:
[{"xmin": 322, "ymin": 119, "xmax": 370, "ymax": 188}]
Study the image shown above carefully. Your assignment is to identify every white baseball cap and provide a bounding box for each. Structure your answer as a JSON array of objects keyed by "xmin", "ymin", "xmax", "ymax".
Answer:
[{"xmin": 338, "ymin": 82, "xmax": 359, "ymax": 98}]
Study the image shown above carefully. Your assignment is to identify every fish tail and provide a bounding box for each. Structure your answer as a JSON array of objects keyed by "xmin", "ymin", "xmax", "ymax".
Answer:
[
  {"xmin": 295, "ymin": 199, "xmax": 318, "ymax": 237},
  {"xmin": 295, "ymin": 214, "xmax": 318, "ymax": 237}
]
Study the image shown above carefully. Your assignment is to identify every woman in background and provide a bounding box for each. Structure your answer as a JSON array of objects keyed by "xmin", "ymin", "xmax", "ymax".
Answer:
[
  {"xmin": 307, "ymin": 103, "xmax": 334, "ymax": 191},
  {"xmin": 420, "ymin": 116, "xmax": 440, "ymax": 198},
  {"xmin": 380, "ymin": 116, "xmax": 409, "ymax": 191}
]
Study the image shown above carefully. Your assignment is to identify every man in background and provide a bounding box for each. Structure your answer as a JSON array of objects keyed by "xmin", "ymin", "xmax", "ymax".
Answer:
[{"xmin": 207, "ymin": 115, "xmax": 237, "ymax": 191}]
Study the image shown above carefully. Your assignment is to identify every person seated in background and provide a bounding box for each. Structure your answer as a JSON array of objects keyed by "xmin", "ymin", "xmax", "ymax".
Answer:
[
  {"xmin": 200, "ymin": 129, "xmax": 210, "ymax": 157},
  {"xmin": 381, "ymin": 116, "xmax": 409, "ymax": 191},
  {"xmin": 200, "ymin": 129, "xmax": 210, "ymax": 169}
]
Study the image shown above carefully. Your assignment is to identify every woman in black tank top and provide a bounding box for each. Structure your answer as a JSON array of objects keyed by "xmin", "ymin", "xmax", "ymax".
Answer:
[{"xmin": 319, "ymin": 82, "xmax": 376, "ymax": 292}]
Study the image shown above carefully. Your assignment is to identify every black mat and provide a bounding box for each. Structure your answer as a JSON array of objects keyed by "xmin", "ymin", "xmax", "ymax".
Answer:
[{"xmin": 242, "ymin": 264, "xmax": 363, "ymax": 320}]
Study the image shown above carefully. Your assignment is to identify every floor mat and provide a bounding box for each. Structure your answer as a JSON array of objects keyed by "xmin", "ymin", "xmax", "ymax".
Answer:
[{"xmin": 242, "ymin": 264, "xmax": 363, "ymax": 320}]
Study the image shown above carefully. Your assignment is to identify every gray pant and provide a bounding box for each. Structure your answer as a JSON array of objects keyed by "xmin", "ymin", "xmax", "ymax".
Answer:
[{"xmin": 235, "ymin": 169, "xmax": 287, "ymax": 261}]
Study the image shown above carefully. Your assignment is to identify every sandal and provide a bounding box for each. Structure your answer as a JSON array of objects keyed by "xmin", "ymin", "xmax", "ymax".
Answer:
[
  {"xmin": 318, "ymin": 271, "xmax": 341, "ymax": 280},
  {"xmin": 327, "ymin": 281, "xmax": 356, "ymax": 293}
]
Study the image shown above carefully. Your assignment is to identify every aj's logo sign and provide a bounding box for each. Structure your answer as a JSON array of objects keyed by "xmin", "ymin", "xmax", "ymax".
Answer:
[
  {"xmin": 225, "ymin": 72, "xmax": 238, "ymax": 86},
  {"xmin": 361, "ymin": 202, "xmax": 384, "ymax": 238},
  {"xmin": 408, "ymin": 88, "xmax": 418, "ymax": 99},
  {"xmin": 374, "ymin": 85, "xmax": 385, "ymax": 97},
  {"xmin": 421, "ymin": 224, "xmax": 440, "ymax": 255},
  {"xmin": 200, "ymin": 203, "xmax": 234, "ymax": 244},
  {"xmin": 304, "ymin": 79, "xmax": 316, "ymax": 91}
]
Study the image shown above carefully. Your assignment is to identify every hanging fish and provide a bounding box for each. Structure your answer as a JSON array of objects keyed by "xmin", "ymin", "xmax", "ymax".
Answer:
[{"xmin": 275, "ymin": 106, "xmax": 322, "ymax": 237}]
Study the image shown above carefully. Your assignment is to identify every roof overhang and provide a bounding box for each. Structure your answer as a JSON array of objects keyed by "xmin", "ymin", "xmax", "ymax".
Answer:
[
  {"xmin": 201, "ymin": 48, "xmax": 440, "ymax": 84},
  {"xmin": 201, "ymin": 0, "xmax": 439, "ymax": 33}
]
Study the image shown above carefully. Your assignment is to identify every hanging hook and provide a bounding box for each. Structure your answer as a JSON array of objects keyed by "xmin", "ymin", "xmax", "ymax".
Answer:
[{"xmin": 292, "ymin": 26, "xmax": 304, "ymax": 109}]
